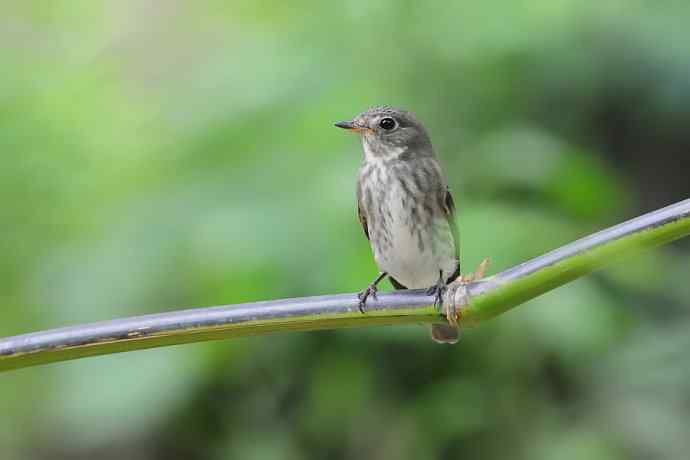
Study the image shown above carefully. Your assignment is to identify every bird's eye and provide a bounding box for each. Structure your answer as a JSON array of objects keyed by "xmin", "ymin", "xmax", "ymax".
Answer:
[{"xmin": 378, "ymin": 117, "xmax": 396, "ymax": 130}]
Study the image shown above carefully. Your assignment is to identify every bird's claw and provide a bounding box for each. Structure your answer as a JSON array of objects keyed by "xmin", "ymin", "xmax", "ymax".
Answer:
[
  {"xmin": 426, "ymin": 279, "xmax": 447, "ymax": 311},
  {"xmin": 357, "ymin": 284, "xmax": 378, "ymax": 313}
]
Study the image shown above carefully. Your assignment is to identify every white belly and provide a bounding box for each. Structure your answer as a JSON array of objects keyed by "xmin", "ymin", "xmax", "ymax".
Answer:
[{"xmin": 370, "ymin": 186, "xmax": 458, "ymax": 289}]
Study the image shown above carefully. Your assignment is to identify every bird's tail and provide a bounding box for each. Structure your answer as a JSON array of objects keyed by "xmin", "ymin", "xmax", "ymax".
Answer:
[{"xmin": 430, "ymin": 324, "xmax": 459, "ymax": 344}]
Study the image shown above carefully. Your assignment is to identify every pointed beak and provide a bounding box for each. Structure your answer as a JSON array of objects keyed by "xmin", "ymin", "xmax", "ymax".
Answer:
[
  {"xmin": 334, "ymin": 120, "xmax": 367, "ymax": 132},
  {"xmin": 334, "ymin": 120, "xmax": 356, "ymax": 130}
]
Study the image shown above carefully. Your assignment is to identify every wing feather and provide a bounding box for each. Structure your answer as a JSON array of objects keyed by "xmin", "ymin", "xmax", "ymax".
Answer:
[{"xmin": 357, "ymin": 193, "xmax": 370, "ymax": 241}]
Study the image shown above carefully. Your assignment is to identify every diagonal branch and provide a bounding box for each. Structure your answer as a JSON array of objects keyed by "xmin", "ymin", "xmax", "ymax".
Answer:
[{"xmin": 1, "ymin": 199, "xmax": 689, "ymax": 372}]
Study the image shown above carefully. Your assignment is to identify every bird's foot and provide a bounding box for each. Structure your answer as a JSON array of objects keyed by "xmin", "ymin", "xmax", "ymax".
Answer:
[
  {"xmin": 357, "ymin": 284, "xmax": 378, "ymax": 313},
  {"xmin": 426, "ymin": 277, "xmax": 447, "ymax": 311},
  {"xmin": 460, "ymin": 257, "xmax": 491, "ymax": 283},
  {"xmin": 357, "ymin": 272, "xmax": 388, "ymax": 314},
  {"xmin": 427, "ymin": 275, "xmax": 460, "ymax": 333}
]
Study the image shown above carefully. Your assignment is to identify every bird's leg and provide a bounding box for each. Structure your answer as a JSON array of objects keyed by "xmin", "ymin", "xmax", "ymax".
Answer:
[
  {"xmin": 426, "ymin": 270, "xmax": 447, "ymax": 310},
  {"xmin": 357, "ymin": 272, "xmax": 388, "ymax": 313}
]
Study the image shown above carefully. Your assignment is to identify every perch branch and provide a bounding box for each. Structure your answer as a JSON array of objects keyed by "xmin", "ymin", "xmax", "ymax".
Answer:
[{"xmin": 1, "ymin": 199, "xmax": 689, "ymax": 372}]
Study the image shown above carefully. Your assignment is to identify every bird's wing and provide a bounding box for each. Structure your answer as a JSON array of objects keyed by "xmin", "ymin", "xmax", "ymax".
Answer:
[
  {"xmin": 357, "ymin": 193, "xmax": 370, "ymax": 241},
  {"xmin": 442, "ymin": 188, "xmax": 461, "ymax": 278}
]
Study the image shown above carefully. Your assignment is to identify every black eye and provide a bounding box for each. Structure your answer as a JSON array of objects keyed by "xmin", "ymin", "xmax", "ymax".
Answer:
[{"xmin": 378, "ymin": 117, "xmax": 396, "ymax": 130}]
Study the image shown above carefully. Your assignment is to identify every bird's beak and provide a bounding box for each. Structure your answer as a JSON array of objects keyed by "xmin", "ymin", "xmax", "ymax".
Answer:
[{"xmin": 334, "ymin": 120, "xmax": 365, "ymax": 132}]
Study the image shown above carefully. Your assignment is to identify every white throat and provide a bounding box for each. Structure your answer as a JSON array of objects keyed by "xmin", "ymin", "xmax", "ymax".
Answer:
[{"xmin": 362, "ymin": 138, "xmax": 406, "ymax": 163}]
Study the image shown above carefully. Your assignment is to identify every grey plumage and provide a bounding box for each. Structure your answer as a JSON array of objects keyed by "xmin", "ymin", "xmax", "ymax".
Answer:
[{"xmin": 336, "ymin": 106, "xmax": 460, "ymax": 344}]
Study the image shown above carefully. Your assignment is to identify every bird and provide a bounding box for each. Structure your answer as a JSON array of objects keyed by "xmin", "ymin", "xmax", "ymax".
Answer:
[{"xmin": 335, "ymin": 106, "xmax": 487, "ymax": 344}]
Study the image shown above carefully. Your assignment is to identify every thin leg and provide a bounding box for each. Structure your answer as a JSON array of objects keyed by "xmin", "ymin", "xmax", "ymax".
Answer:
[
  {"xmin": 358, "ymin": 272, "xmax": 388, "ymax": 313},
  {"xmin": 425, "ymin": 270, "xmax": 447, "ymax": 310}
]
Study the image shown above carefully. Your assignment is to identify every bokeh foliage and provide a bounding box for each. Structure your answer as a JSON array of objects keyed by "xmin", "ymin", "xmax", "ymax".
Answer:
[{"xmin": 2, "ymin": 1, "xmax": 690, "ymax": 459}]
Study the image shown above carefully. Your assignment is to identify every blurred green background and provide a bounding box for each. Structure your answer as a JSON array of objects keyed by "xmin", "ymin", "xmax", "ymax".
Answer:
[{"xmin": 2, "ymin": 1, "xmax": 690, "ymax": 459}]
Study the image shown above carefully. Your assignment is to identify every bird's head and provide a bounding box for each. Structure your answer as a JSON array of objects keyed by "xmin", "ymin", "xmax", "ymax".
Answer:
[{"xmin": 335, "ymin": 106, "xmax": 433, "ymax": 160}]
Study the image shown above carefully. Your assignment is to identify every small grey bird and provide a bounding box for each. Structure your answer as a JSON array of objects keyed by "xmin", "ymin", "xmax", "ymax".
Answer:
[{"xmin": 335, "ymin": 106, "xmax": 465, "ymax": 344}]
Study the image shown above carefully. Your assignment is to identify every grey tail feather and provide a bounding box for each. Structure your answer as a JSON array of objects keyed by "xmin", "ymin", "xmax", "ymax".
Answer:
[{"xmin": 431, "ymin": 324, "xmax": 459, "ymax": 344}]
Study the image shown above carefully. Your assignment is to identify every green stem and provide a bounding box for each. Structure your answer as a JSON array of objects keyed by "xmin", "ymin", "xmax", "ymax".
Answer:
[{"xmin": 462, "ymin": 199, "xmax": 690, "ymax": 324}]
